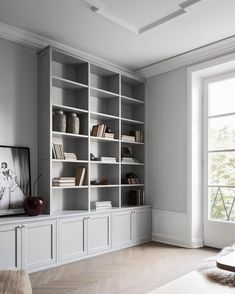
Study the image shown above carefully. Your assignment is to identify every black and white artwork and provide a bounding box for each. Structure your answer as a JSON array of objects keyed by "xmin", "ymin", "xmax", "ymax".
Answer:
[{"xmin": 0, "ymin": 146, "xmax": 31, "ymax": 216}]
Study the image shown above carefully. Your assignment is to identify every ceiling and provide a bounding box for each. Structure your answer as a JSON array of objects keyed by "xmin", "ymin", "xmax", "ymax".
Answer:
[{"xmin": 0, "ymin": 0, "xmax": 234, "ymax": 71}]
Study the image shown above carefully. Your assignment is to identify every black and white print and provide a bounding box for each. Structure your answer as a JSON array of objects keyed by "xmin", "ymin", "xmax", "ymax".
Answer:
[{"xmin": 0, "ymin": 146, "xmax": 31, "ymax": 215}]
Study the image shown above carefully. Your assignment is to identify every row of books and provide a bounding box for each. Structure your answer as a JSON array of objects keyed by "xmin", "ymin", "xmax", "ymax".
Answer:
[
  {"xmin": 122, "ymin": 172, "xmax": 140, "ymax": 185},
  {"xmin": 52, "ymin": 143, "xmax": 64, "ymax": 159},
  {"xmin": 90, "ymin": 201, "xmax": 112, "ymax": 210},
  {"xmin": 130, "ymin": 130, "xmax": 144, "ymax": 143},
  {"xmin": 52, "ymin": 167, "xmax": 86, "ymax": 187},
  {"xmin": 95, "ymin": 156, "xmax": 117, "ymax": 163},
  {"xmin": 127, "ymin": 190, "xmax": 145, "ymax": 206},
  {"xmin": 91, "ymin": 124, "xmax": 115, "ymax": 139},
  {"xmin": 121, "ymin": 135, "xmax": 135, "ymax": 142},
  {"xmin": 52, "ymin": 143, "xmax": 77, "ymax": 160}
]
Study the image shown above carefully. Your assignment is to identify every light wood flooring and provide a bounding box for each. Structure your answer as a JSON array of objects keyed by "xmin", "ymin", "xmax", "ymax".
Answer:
[{"xmin": 30, "ymin": 242, "xmax": 218, "ymax": 294}]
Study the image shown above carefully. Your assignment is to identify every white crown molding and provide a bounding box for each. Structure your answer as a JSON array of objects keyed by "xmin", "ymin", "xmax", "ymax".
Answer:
[
  {"xmin": 0, "ymin": 21, "xmax": 136, "ymax": 77},
  {"xmin": 135, "ymin": 35, "xmax": 235, "ymax": 78}
]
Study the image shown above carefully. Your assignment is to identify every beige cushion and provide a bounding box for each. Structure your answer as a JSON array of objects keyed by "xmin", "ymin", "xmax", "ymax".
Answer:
[{"xmin": 0, "ymin": 270, "xmax": 32, "ymax": 294}]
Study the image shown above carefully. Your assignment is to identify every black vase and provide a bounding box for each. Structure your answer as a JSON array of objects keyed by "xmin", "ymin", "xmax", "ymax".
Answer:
[{"xmin": 23, "ymin": 196, "xmax": 44, "ymax": 216}]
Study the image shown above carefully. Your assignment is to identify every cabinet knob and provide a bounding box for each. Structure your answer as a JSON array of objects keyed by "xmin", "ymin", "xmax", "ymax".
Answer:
[
  {"xmin": 21, "ymin": 224, "xmax": 27, "ymax": 228},
  {"xmin": 16, "ymin": 225, "xmax": 21, "ymax": 230}
]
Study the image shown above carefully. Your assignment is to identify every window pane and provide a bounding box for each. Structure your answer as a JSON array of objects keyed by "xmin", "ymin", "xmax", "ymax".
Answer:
[
  {"xmin": 208, "ymin": 77, "xmax": 235, "ymax": 116},
  {"xmin": 208, "ymin": 115, "xmax": 235, "ymax": 150},
  {"xmin": 208, "ymin": 151, "xmax": 235, "ymax": 186},
  {"xmin": 209, "ymin": 187, "xmax": 235, "ymax": 221}
]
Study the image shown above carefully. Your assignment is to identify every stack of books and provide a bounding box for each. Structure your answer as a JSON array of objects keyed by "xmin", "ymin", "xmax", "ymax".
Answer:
[
  {"xmin": 91, "ymin": 124, "xmax": 115, "ymax": 139},
  {"xmin": 52, "ymin": 177, "xmax": 75, "ymax": 187},
  {"xmin": 90, "ymin": 201, "xmax": 112, "ymax": 210},
  {"xmin": 130, "ymin": 130, "xmax": 144, "ymax": 142},
  {"xmin": 122, "ymin": 157, "xmax": 138, "ymax": 163},
  {"xmin": 121, "ymin": 135, "xmax": 135, "ymax": 142},
  {"xmin": 52, "ymin": 143, "xmax": 64, "ymax": 159},
  {"xmin": 64, "ymin": 152, "xmax": 77, "ymax": 160},
  {"xmin": 127, "ymin": 190, "xmax": 144, "ymax": 206},
  {"xmin": 96, "ymin": 157, "xmax": 117, "ymax": 163},
  {"xmin": 75, "ymin": 167, "xmax": 86, "ymax": 186},
  {"xmin": 104, "ymin": 133, "xmax": 114, "ymax": 139}
]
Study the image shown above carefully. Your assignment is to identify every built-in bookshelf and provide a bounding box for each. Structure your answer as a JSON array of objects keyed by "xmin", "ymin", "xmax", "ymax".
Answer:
[{"xmin": 38, "ymin": 46, "xmax": 145, "ymax": 214}]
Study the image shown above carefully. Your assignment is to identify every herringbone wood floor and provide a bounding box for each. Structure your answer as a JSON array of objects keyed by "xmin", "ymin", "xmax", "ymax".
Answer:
[{"xmin": 30, "ymin": 242, "xmax": 217, "ymax": 294}]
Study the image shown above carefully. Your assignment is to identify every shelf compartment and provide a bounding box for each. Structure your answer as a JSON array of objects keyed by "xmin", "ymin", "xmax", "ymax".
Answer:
[
  {"xmin": 90, "ymin": 112, "xmax": 119, "ymax": 121},
  {"xmin": 90, "ymin": 94, "xmax": 119, "ymax": 117},
  {"xmin": 90, "ymin": 161, "xmax": 119, "ymax": 165},
  {"xmin": 52, "ymin": 131, "xmax": 88, "ymax": 139},
  {"xmin": 121, "ymin": 165, "xmax": 145, "ymax": 186},
  {"xmin": 90, "ymin": 139, "xmax": 119, "ymax": 162},
  {"xmin": 121, "ymin": 144, "xmax": 144, "ymax": 163},
  {"xmin": 52, "ymin": 50, "xmax": 88, "ymax": 85},
  {"xmin": 121, "ymin": 75, "xmax": 145, "ymax": 102},
  {"xmin": 52, "ymin": 76, "xmax": 88, "ymax": 90},
  {"xmin": 52, "ymin": 162, "xmax": 88, "ymax": 186},
  {"xmin": 52, "ymin": 188, "xmax": 88, "ymax": 212},
  {"xmin": 121, "ymin": 118, "xmax": 144, "ymax": 125},
  {"xmin": 121, "ymin": 100, "xmax": 145, "ymax": 122},
  {"xmin": 121, "ymin": 121, "xmax": 144, "ymax": 144},
  {"xmin": 90, "ymin": 164, "xmax": 119, "ymax": 186},
  {"xmin": 52, "ymin": 80, "xmax": 88, "ymax": 111},
  {"xmin": 90, "ymin": 186, "xmax": 119, "ymax": 209},
  {"xmin": 52, "ymin": 104, "xmax": 88, "ymax": 115},
  {"xmin": 90, "ymin": 64, "xmax": 119, "ymax": 94},
  {"xmin": 121, "ymin": 186, "xmax": 145, "ymax": 207},
  {"xmin": 90, "ymin": 116, "xmax": 119, "ymax": 140},
  {"xmin": 52, "ymin": 136, "xmax": 88, "ymax": 161},
  {"xmin": 52, "ymin": 159, "xmax": 88, "ymax": 163},
  {"xmin": 52, "ymin": 110, "xmax": 88, "ymax": 136}
]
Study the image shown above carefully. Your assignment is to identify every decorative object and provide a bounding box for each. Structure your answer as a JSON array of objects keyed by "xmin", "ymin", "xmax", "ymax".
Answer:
[
  {"xmin": 198, "ymin": 244, "xmax": 235, "ymax": 286},
  {"xmin": 0, "ymin": 146, "xmax": 31, "ymax": 216},
  {"xmin": 23, "ymin": 174, "xmax": 44, "ymax": 216},
  {"xmin": 90, "ymin": 153, "xmax": 96, "ymax": 161},
  {"xmin": 53, "ymin": 110, "xmax": 66, "ymax": 132},
  {"xmin": 67, "ymin": 112, "xmax": 80, "ymax": 134}
]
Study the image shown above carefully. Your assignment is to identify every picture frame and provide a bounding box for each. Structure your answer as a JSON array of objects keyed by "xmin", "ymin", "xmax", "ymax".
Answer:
[{"xmin": 0, "ymin": 145, "xmax": 31, "ymax": 216}]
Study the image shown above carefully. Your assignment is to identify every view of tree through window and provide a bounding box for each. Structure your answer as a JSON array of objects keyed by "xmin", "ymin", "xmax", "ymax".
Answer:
[{"xmin": 207, "ymin": 76, "xmax": 235, "ymax": 222}]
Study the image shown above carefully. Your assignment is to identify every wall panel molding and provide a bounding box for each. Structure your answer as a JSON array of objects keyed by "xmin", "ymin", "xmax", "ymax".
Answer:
[{"xmin": 152, "ymin": 209, "xmax": 189, "ymax": 247}]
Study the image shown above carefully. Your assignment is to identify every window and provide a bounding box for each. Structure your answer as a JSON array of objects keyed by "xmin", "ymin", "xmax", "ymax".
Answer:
[{"xmin": 205, "ymin": 75, "xmax": 235, "ymax": 221}]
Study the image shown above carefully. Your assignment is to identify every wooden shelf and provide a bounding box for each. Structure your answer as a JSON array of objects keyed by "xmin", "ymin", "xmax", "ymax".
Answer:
[
  {"xmin": 90, "ymin": 136, "xmax": 119, "ymax": 143},
  {"xmin": 52, "ymin": 76, "xmax": 88, "ymax": 90},
  {"xmin": 52, "ymin": 185, "xmax": 88, "ymax": 189},
  {"xmin": 52, "ymin": 131, "xmax": 88, "ymax": 139},
  {"xmin": 90, "ymin": 87, "xmax": 119, "ymax": 99},
  {"xmin": 121, "ymin": 117, "xmax": 144, "ymax": 125},
  {"xmin": 121, "ymin": 95, "xmax": 144, "ymax": 105},
  {"xmin": 52, "ymin": 159, "xmax": 88, "ymax": 163},
  {"xmin": 90, "ymin": 111, "xmax": 119, "ymax": 121},
  {"xmin": 52, "ymin": 104, "xmax": 88, "ymax": 115}
]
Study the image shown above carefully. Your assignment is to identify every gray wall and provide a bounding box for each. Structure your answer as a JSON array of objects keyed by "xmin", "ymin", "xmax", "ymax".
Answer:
[
  {"xmin": 146, "ymin": 68, "xmax": 188, "ymax": 213},
  {"xmin": 0, "ymin": 38, "xmax": 38, "ymax": 187}
]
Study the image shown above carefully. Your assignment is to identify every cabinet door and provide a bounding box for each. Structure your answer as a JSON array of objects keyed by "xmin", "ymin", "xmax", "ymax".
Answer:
[
  {"xmin": 21, "ymin": 220, "xmax": 56, "ymax": 270},
  {"xmin": 134, "ymin": 208, "xmax": 152, "ymax": 243},
  {"xmin": 112, "ymin": 210, "xmax": 133, "ymax": 249},
  {"xmin": 0, "ymin": 225, "xmax": 21, "ymax": 270},
  {"xmin": 87, "ymin": 213, "xmax": 111, "ymax": 255},
  {"xmin": 59, "ymin": 216, "xmax": 87, "ymax": 262}
]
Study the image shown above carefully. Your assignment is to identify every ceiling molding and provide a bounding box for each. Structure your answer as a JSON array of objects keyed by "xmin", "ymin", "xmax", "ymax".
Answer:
[
  {"xmin": 0, "ymin": 21, "xmax": 138, "ymax": 77},
  {"xmin": 85, "ymin": 0, "xmax": 203, "ymax": 35},
  {"xmin": 135, "ymin": 35, "xmax": 235, "ymax": 78}
]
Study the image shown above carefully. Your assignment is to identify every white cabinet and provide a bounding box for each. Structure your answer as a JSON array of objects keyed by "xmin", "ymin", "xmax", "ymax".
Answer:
[
  {"xmin": 112, "ymin": 210, "xmax": 133, "ymax": 249},
  {"xmin": 113, "ymin": 207, "xmax": 151, "ymax": 249},
  {"xmin": 0, "ymin": 224, "xmax": 21, "ymax": 270},
  {"xmin": 87, "ymin": 213, "xmax": 111, "ymax": 255},
  {"xmin": 59, "ymin": 216, "xmax": 86, "ymax": 262},
  {"xmin": 21, "ymin": 220, "xmax": 56, "ymax": 270},
  {"xmin": 133, "ymin": 208, "xmax": 152, "ymax": 243}
]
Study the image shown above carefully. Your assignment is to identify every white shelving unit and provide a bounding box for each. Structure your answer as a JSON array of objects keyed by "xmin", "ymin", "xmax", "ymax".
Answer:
[{"xmin": 38, "ymin": 46, "xmax": 146, "ymax": 214}]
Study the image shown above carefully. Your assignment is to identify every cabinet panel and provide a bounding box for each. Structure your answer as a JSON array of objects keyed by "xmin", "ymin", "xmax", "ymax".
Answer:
[
  {"xmin": 22, "ymin": 220, "xmax": 56, "ymax": 270},
  {"xmin": 87, "ymin": 213, "xmax": 111, "ymax": 255},
  {"xmin": 112, "ymin": 210, "xmax": 133, "ymax": 249},
  {"xmin": 59, "ymin": 217, "xmax": 86, "ymax": 262},
  {"xmin": 134, "ymin": 208, "xmax": 152, "ymax": 243},
  {"xmin": 0, "ymin": 225, "xmax": 21, "ymax": 270}
]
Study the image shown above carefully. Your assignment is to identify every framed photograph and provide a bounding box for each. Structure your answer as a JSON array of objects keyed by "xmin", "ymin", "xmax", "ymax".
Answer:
[{"xmin": 0, "ymin": 146, "xmax": 31, "ymax": 216}]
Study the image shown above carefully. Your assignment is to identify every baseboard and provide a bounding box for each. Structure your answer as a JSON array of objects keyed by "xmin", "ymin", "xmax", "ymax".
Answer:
[{"xmin": 152, "ymin": 209, "xmax": 188, "ymax": 247}]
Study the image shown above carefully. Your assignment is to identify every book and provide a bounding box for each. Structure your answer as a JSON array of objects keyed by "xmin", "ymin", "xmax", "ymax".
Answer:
[
  {"xmin": 127, "ymin": 190, "xmax": 144, "ymax": 206},
  {"xmin": 52, "ymin": 143, "xmax": 65, "ymax": 159},
  {"xmin": 75, "ymin": 167, "xmax": 86, "ymax": 186},
  {"xmin": 64, "ymin": 152, "xmax": 77, "ymax": 160},
  {"xmin": 90, "ymin": 201, "xmax": 112, "ymax": 210},
  {"xmin": 96, "ymin": 157, "xmax": 117, "ymax": 162},
  {"xmin": 121, "ymin": 135, "xmax": 135, "ymax": 142}
]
